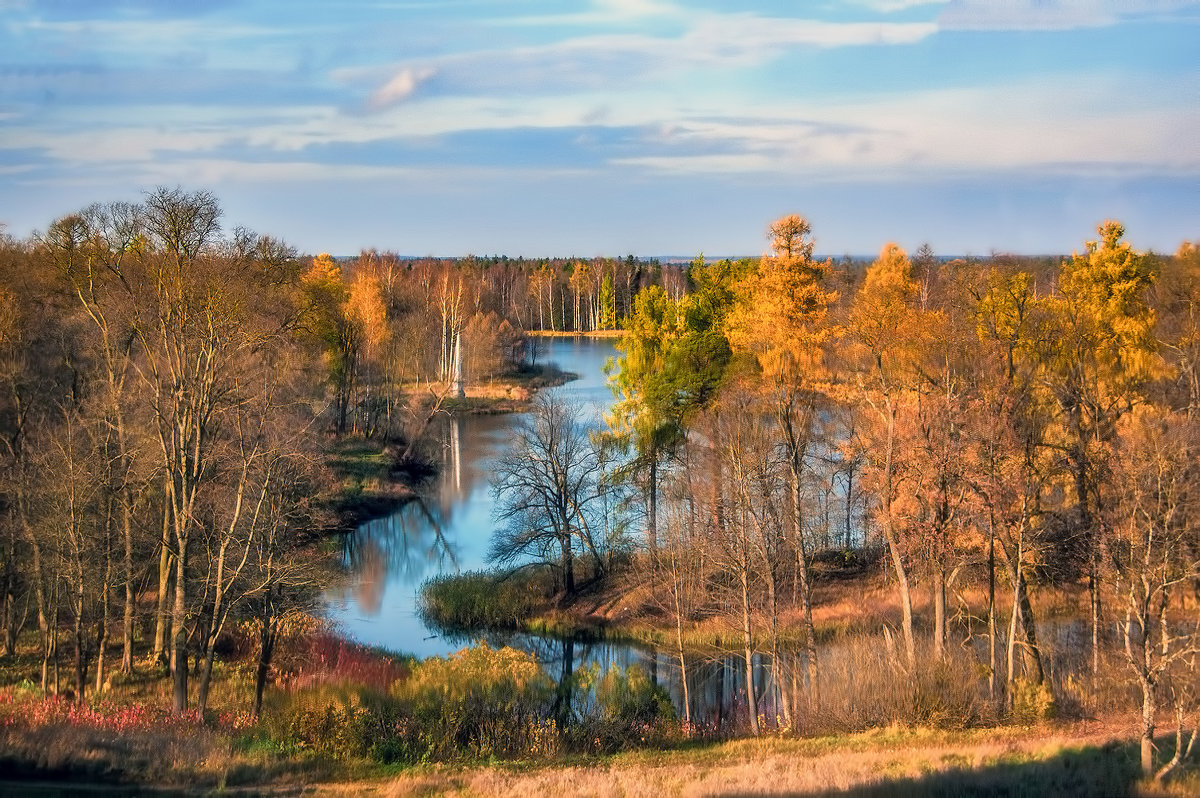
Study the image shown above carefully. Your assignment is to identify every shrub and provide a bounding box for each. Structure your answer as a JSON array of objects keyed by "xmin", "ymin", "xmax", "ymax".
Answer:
[
  {"xmin": 1010, "ymin": 678, "xmax": 1057, "ymax": 724},
  {"xmin": 262, "ymin": 684, "xmax": 399, "ymax": 760},
  {"xmin": 390, "ymin": 644, "xmax": 559, "ymax": 761},
  {"xmin": 570, "ymin": 664, "xmax": 678, "ymax": 753}
]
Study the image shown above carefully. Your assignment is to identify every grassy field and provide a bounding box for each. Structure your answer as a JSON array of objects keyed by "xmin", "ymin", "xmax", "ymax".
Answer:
[{"xmin": 323, "ymin": 724, "xmax": 1196, "ymax": 797}]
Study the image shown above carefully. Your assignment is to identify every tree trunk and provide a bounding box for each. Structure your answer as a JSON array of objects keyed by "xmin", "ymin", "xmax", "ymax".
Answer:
[
  {"xmin": 987, "ymin": 517, "xmax": 997, "ymax": 701},
  {"xmin": 560, "ymin": 528, "xmax": 575, "ymax": 596},
  {"xmin": 1140, "ymin": 676, "xmax": 1156, "ymax": 777},
  {"xmin": 153, "ymin": 500, "xmax": 171, "ymax": 664},
  {"xmin": 172, "ymin": 535, "xmax": 188, "ymax": 713},
  {"xmin": 23, "ymin": 508, "xmax": 52, "ymax": 693},
  {"xmin": 252, "ymin": 616, "xmax": 277, "ymax": 719},
  {"xmin": 675, "ymin": 612, "xmax": 691, "ymax": 726},
  {"xmin": 1091, "ymin": 546, "xmax": 1101, "ymax": 678},
  {"xmin": 741, "ymin": 564, "xmax": 759, "ymax": 736},
  {"xmin": 1016, "ymin": 569, "xmax": 1045, "ymax": 684},
  {"xmin": 993, "ymin": 522, "xmax": 1045, "ymax": 685},
  {"xmin": 880, "ymin": 402, "xmax": 915, "ymax": 667},
  {"xmin": 647, "ymin": 444, "xmax": 658, "ymax": 556},
  {"xmin": 73, "ymin": 587, "xmax": 86, "ymax": 704},
  {"xmin": 121, "ymin": 494, "xmax": 134, "ymax": 674},
  {"xmin": 789, "ymin": 454, "xmax": 818, "ymax": 705},
  {"xmin": 933, "ymin": 564, "xmax": 946, "ymax": 661},
  {"xmin": 96, "ymin": 526, "xmax": 112, "ymax": 695},
  {"xmin": 197, "ymin": 645, "xmax": 217, "ymax": 714}
]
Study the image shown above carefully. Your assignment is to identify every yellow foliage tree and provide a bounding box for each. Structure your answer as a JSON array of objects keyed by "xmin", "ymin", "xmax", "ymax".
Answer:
[
  {"xmin": 848, "ymin": 242, "xmax": 931, "ymax": 668},
  {"xmin": 1040, "ymin": 220, "xmax": 1160, "ymax": 676},
  {"xmin": 725, "ymin": 214, "xmax": 837, "ymax": 705}
]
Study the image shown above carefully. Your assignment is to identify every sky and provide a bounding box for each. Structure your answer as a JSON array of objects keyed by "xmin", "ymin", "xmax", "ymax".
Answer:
[{"xmin": 1, "ymin": 0, "xmax": 1197, "ymax": 258}]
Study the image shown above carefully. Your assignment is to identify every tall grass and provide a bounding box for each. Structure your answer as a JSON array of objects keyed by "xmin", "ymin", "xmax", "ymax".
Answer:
[{"xmin": 419, "ymin": 569, "xmax": 550, "ymax": 631}]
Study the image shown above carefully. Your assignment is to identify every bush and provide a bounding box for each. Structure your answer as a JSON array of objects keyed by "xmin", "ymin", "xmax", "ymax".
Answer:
[
  {"xmin": 1010, "ymin": 678, "xmax": 1057, "ymax": 724},
  {"xmin": 263, "ymin": 643, "xmax": 684, "ymax": 764},
  {"xmin": 262, "ymin": 684, "xmax": 399, "ymax": 760},
  {"xmin": 390, "ymin": 644, "xmax": 559, "ymax": 761},
  {"xmin": 570, "ymin": 664, "xmax": 678, "ymax": 753}
]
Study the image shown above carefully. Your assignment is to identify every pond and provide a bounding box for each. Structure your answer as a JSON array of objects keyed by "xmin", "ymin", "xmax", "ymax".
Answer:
[{"xmin": 324, "ymin": 335, "xmax": 788, "ymax": 728}]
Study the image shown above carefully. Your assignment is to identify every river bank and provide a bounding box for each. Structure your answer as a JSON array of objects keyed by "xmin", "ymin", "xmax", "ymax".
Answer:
[
  {"xmin": 328, "ymin": 360, "xmax": 578, "ymax": 531},
  {"xmin": 528, "ymin": 329, "xmax": 624, "ymax": 338}
]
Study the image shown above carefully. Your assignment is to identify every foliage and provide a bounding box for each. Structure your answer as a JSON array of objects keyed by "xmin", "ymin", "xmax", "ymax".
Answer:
[
  {"xmin": 7, "ymin": 191, "xmax": 1200, "ymax": 785},
  {"xmin": 389, "ymin": 644, "xmax": 559, "ymax": 761},
  {"xmin": 263, "ymin": 683, "xmax": 398, "ymax": 760},
  {"xmin": 1010, "ymin": 678, "xmax": 1057, "ymax": 725},
  {"xmin": 570, "ymin": 663, "xmax": 679, "ymax": 753}
]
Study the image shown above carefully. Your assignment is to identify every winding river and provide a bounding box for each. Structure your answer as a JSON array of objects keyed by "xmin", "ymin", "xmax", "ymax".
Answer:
[{"xmin": 324, "ymin": 336, "xmax": 782, "ymax": 728}]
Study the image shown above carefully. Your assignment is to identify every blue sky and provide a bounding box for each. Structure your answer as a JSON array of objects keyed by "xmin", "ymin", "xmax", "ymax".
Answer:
[{"xmin": 1, "ymin": 0, "xmax": 1196, "ymax": 257}]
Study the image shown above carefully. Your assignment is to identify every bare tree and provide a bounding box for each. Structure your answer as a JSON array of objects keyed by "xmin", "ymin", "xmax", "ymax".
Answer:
[
  {"xmin": 489, "ymin": 392, "xmax": 607, "ymax": 595},
  {"xmin": 1114, "ymin": 407, "xmax": 1200, "ymax": 779}
]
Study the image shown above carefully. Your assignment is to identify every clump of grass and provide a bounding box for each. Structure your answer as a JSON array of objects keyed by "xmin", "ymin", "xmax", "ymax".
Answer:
[
  {"xmin": 0, "ymin": 684, "xmax": 275, "ymax": 789},
  {"xmin": 419, "ymin": 569, "xmax": 551, "ymax": 631}
]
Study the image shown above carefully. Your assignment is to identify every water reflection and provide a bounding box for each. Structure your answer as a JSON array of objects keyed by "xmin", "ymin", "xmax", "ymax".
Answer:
[
  {"xmin": 339, "ymin": 498, "xmax": 458, "ymax": 615},
  {"xmin": 326, "ymin": 335, "xmax": 806, "ymax": 726},
  {"xmin": 325, "ymin": 337, "xmax": 619, "ymax": 659}
]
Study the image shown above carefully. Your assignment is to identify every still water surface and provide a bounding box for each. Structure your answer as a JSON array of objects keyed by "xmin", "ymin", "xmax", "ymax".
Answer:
[{"xmin": 324, "ymin": 336, "xmax": 779, "ymax": 726}]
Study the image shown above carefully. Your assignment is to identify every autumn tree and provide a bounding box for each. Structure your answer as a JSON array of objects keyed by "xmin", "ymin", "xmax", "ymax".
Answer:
[
  {"xmin": 711, "ymin": 380, "xmax": 786, "ymax": 736},
  {"xmin": 1113, "ymin": 407, "xmax": 1200, "ymax": 779},
  {"xmin": 848, "ymin": 242, "xmax": 926, "ymax": 667},
  {"xmin": 966, "ymin": 265, "xmax": 1052, "ymax": 700},
  {"xmin": 726, "ymin": 214, "xmax": 836, "ymax": 701},
  {"xmin": 43, "ymin": 202, "xmax": 147, "ymax": 675},
  {"xmin": 1041, "ymin": 221, "xmax": 1159, "ymax": 677},
  {"xmin": 0, "ymin": 233, "xmax": 81, "ymax": 688}
]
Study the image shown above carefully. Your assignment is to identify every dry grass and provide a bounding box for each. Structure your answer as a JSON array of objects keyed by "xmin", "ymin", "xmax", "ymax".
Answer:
[{"xmin": 321, "ymin": 724, "xmax": 1195, "ymax": 797}]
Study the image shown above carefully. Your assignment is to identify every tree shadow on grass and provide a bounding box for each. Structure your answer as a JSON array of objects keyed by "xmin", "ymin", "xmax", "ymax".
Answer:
[{"xmin": 718, "ymin": 740, "xmax": 1153, "ymax": 798}]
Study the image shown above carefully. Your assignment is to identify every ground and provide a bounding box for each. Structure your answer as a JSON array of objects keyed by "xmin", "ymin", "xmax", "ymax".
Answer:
[{"xmin": 318, "ymin": 723, "xmax": 1191, "ymax": 797}]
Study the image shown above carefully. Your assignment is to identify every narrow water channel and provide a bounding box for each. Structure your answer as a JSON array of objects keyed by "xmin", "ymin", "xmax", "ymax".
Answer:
[{"xmin": 324, "ymin": 336, "xmax": 784, "ymax": 727}]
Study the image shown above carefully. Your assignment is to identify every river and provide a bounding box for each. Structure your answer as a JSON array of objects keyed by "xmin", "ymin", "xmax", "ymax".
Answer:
[{"xmin": 325, "ymin": 335, "xmax": 783, "ymax": 728}]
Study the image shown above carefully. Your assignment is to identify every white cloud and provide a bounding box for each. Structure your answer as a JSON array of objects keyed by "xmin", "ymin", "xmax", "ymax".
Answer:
[
  {"xmin": 939, "ymin": 0, "xmax": 1199, "ymax": 31},
  {"xmin": 593, "ymin": 0, "xmax": 678, "ymax": 18},
  {"xmin": 599, "ymin": 74, "xmax": 1200, "ymax": 180},
  {"xmin": 685, "ymin": 15, "xmax": 937, "ymax": 51},
  {"xmin": 366, "ymin": 67, "xmax": 436, "ymax": 110},
  {"xmin": 494, "ymin": 0, "xmax": 682, "ymax": 26},
  {"xmin": 612, "ymin": 153, "xmax": 775, "ymax": 173},
  {"xmin": 843, "ymin": 0, "xmax": 948, "ymax": 12}
]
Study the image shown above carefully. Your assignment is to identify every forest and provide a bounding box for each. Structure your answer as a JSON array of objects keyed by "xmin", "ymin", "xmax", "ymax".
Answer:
[{"xmin": 0, "ymin": 188, "xmax": 1198, "ymax": 792}]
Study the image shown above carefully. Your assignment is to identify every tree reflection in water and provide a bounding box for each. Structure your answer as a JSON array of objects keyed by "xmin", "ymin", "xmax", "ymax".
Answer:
[
  {"xmin": 327, "ymin": 338, "xmax": 803, "ymax": 727},
  {"xmin": 338, "ymin": 496, "xmax": 459, "ymax": 615},
  {"xmin": 430, "ymin": 624, "xmax": 794, "ymax": 733}
]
